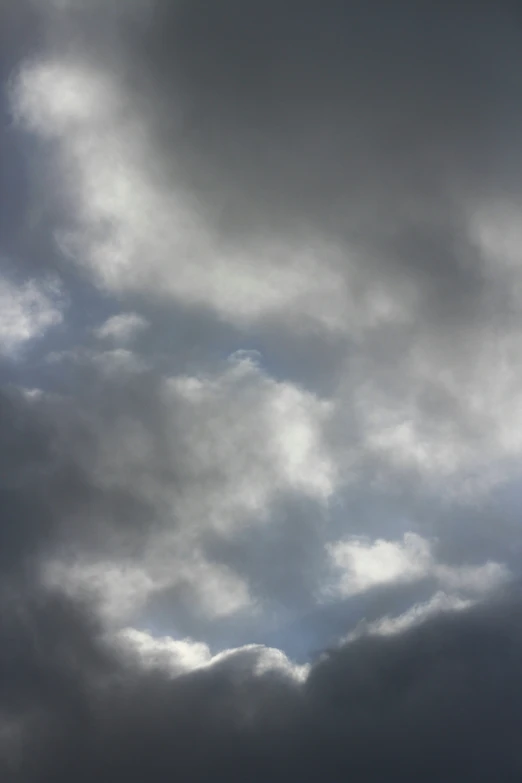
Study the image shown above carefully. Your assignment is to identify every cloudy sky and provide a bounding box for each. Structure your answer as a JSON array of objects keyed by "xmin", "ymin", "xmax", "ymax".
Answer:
[{"xmin": 2, "ymin": 0, "xmax": 522, "ymax": 779}]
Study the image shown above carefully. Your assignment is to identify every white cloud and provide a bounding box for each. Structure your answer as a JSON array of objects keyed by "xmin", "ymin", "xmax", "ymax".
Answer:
[
  {"xmin": 82, "ymin": 357, "xmax": 337, "ymax": 539},
  {"xmin": 173, "ymin": 555, "xmax": 253, "ymax": 618},
  {"xmin": 158, "ymin": 357, "xmax": 337, "ymax": 530},
  {"xmin": 94, "ymin": 312, "xmax": 149, "ymax": 344},
  {"xmin": 42, "ymin": 549, "xmax": 253, "ymax": 625},
  {"xmin": 42, "ymin": 559, "xmax": 160, "ymax": 623},
  {"xmin": 0, "ymin": 275, "xmax": 64, "ymax": 356},
  {"xmin": 344, "ymin": 323, "xmax": 522, "ymax": 501},
  {"xmin": 112, "ymin": 627, "xmax": 212, "ymax": 675},
  {"xmin": 11, "ymin": 57, "xmax": 420, "ymax": 336},
  {"xmin": 326, "ymin": 533, "xmax": 509, "ymax": 598},
  {"xmin": 113, "ymin": 628, "xmax": 310, "ymax": 683},
  {"xmin": 343, "ymin": 591, "xmax": 474, "ymax": 643},
  {"xmin": 326, "ymin": 533, "xmax": 432, "ymax": 596},
  {"xmin": 10, "ymin": 59, "xmax": 350, "ymax": 331},
  {"xmin": 36, "ymin": 357, "xmax": 337, "ymax": 625}
]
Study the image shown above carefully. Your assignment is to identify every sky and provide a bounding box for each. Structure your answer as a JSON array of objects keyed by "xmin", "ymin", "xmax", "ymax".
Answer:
[{"xmin": 2, "ymin": 1, "xmax": 522, "ymax": 780}]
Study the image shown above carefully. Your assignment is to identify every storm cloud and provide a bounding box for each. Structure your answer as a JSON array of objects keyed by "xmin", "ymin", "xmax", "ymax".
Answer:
[
  {"xmin": 3, "ymin": 582, "xmax": 522, "ymax": 782},
  {"xmin": 2, "ymin": 1, "xmax": 522, "ymax": 780}
]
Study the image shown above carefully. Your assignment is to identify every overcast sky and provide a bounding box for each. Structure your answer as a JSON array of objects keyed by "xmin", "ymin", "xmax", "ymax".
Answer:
[{"xmin": 2, "ymin": 1, "xmax": 522, "ymax": 780}]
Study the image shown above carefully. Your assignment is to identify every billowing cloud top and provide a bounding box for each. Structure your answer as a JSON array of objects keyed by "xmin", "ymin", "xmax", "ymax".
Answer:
[{"xmin": 2, "ymin": 1, "xmax": 522, "ymax": 780}]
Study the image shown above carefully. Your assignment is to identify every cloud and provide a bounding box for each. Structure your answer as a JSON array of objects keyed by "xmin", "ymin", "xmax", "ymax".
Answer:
[
  {"xmin": 42, "ymin": 551, "xmax": 253, "ymax": 625},
  {"xmin": 41, "ymin": 558, "xmax": 162, "ymax": 624},
  {"xmin": 69, "ymin": 354, "xmax": 336, "ymax": 542},
  {"xmin": 0, "ymin": 274, "xmax": 64, "ymax": 356},
  {"xmin": 112, "ymin": 626, "xmax": 310, "ymax": 682},
  {"xmin": 9, "ymin": 0, "xmax": 522, "ymax": 495},
  {"xmin": 11, "ymin": 0, "xmax": 522, "ymax": 498},
  {"xmin": 46, "ymin": 346, "xmax": 148, "ymax": 375},
  {"xmin": 326, "ymin": 533, "xmax": 509, "ymax": 598},
  {"xmin": 0, "ymin": 354, "xmax": 336, "ymax": 632},
  {"xmin": 3, "ymin": 2, "xmax": 522, "ymax": 779},
  {"xmin": 11, "ymin": 56, "xmax": 351, "ymax": 332},
  {"xmin": 93, "ymin": 312, "xmax": 149, "ymax": 344},
  {"xmin": 2, "ymin": 583, "xmax": 522, "ymax": 781},
  {"xmin": 344, "ymin": 590, "xmax": 474, "ymax": 641},
  {"xmin": 113, "ymin": 626, "xmax": 213, "ymax": 674}
]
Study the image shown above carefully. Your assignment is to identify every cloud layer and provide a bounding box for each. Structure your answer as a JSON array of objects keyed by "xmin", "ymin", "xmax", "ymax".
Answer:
[{"xmin": 2, "ymin": 1, "xmax": 522, "ymax": 780}]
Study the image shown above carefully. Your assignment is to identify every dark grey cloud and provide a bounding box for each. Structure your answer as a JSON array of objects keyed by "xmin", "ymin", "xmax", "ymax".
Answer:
[
  {"xmin": 0, "ymin": 378, "xmax": 182, "ymax": 586},
  {"xmin": 0, "ymin": 389, "xmax": 55, "ymax": 573},
  {"xmin": 123, "ymin": 0, "xmax": 522, "ymax": 305},
  {"xmin": 2, "ymin": 582, "xmax": 522, "ymax": 782},
  {"xmin": 0, "ymin": 381, "xmax": 517, "ymax": 780}
]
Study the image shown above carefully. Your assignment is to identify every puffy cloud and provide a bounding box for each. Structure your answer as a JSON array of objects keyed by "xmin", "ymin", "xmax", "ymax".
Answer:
[
  {"xmin": 326, "ymin": 533, "xmax": 509, "ymax": 598},
  {"xmin": 42, "ymin": 551, "xmax": 253, "ymax": 624},
  {"xmin": 0, "ymin": 354, "xmax": 336, "ymax": 631},
  {"xmin": 0, "ymin": 274, "xmax": 63, "ymax": 356},
  {"xmin": 327, "ymin": 533, "xmax": 433, "ymax": 595},
  {"xmin": 159, "ymin": 357, "xmax": 337, "ymax": 523},
  {"xmin": 51, "ymin": 354, "xmax": 336, "ymax": 548},
  {"xmin": 113, "ymin": 626, "xmax": 213, "ymax": 674},
  {"xmin": 11, "ymin": 57, "xmax": 352, "ymax": 332},
  {"xmin": 42, "ymin": 559, "xmax": 162, "ymax": 624},
  {"xmin": 112, "ymin": 627, "xmax": 310, "ymax": 682}
]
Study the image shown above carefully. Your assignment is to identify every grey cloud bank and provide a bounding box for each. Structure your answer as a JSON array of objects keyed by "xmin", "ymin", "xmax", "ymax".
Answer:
[{"xmin": 3, "ymin": 582, "xmax": 522, "ymax": 782}]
